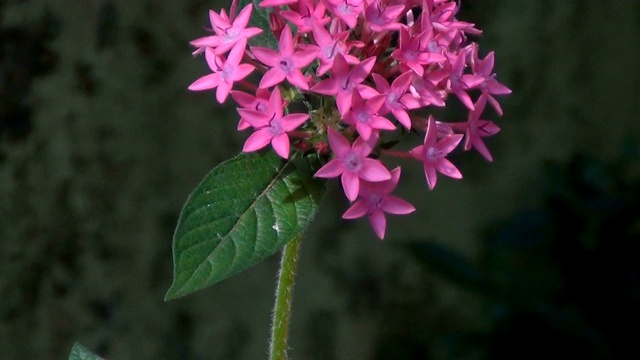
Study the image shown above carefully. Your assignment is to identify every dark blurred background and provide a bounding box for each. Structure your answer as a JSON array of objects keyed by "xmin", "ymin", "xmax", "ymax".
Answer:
[{"xmin": 1, "ymin": 1, "xmax": 639, "ymax": 359}]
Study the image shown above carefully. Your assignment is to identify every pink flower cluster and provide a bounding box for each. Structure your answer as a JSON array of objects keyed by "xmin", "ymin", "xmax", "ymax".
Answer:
[{"xmin": 188, "ymin": 0, "xmax": 511, "ymax": 239}]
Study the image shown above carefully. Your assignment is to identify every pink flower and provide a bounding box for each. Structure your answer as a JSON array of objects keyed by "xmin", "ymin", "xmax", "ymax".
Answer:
[
  {"xmin": 280, "ymin": 0, "xmax": 330, "ymax": 33},
  {"xmin": 472, "ymin": 45, "xmax": 512, "ymax": 116},
  {"xmin": 324, "ymin": 0, "xmax": 365, "ymax": 29},
  {"xmin": 311, "ymin": 21, "xmax": 360, "ymax": 76},
  {"xmin": 230, "ymin": 88, "xmax": 271, "ymax": 130},
  {"xmin": 238, "ymin": 87, "xmax": 309, "ymax": 159},
  {"xmin": 363, "ymin": 0, "xmax": 405, "ymax": 32},
  {"xmin": 251, "ymin": 26, "xmax": 319, "ymax": 90},
  {"xmin": 314, "ymin": 128, "xmax": 391, "ymax": 201},
  {"xmin": 188, "ymin": 39, "xmax": 255, "ymax": 103},
  {"xmin": 410, "ymin": 115, "xmax": 463, "ymax": 190},
  {"xmin": 343, "ymin": 167, "xmax": 415, "ymax": 239},
  {"xmin": 190, "ymin": 4, "xmax": 263, "ymax": 55},
  {"xmin": 458, "ymin": 95, "xmax": 501, "ymax": 162},
  {"xmin": 342, "ymin": 90, "xmax": 396, "ymax": 140},
  {"xmin": 448, "ymin": 50, "xmax": 485, "ymax": 110},
  {"xmin": 391, "ymin": 27, "xmax": 447, "ymax": 76},
  {"xmin": 311, "ymin": 54, "xmax": 378, "ymax": 116},
  {"xmin": 259, "ymin": 0, "xmax": 297, "ymax": 7},
  {"xmin": 372, "ymin": 71, "xmax": 421, "ymax": 129}
]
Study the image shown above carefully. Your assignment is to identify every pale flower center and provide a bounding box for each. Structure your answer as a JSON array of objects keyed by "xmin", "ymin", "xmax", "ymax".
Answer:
[
  {"xmin": 367, "ymin": 193, "xmax": 384, "ymax": 214},
  {"xmin": 268, "ymin": 118, "xmax": 283, "ymax": 135},
  {"xmin": 279, "ymin": 57, "xmax": 294, "ymax": 73},
  {"xmin": 222, "ymin": 28, "xmax": 239, "ymax": 43},
  {"xmin": 426, "ymin": 146, "xmax": 443, "ymax": 162},
  {"xmin": 342, "ymin": 152, "xmax": 363, "ymax": 173},
  {"xmin": 221, "ymin": 64, "xmax": 234, "ymax": 81}
]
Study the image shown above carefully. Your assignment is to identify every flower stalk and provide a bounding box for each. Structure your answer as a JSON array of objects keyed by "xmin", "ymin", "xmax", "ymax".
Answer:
[{"xmin": 269, "ymin": 234, "xmax": 303, "ymax": 360}]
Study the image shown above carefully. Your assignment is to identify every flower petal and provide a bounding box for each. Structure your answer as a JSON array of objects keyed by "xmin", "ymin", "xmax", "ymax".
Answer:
[
  {"xmin": 251, "ymin": 46, "xmax": 279, "ymax": 67},
  {"xmin": 341, "ymin": 172, "xmax": 360, "ymax": 201},
  {"xmin": 243, "ymin": 129, "xmax": 273, "ymax": 152},
  {"xmin": 188, "ymin": 73, "xmax": 221, "ymax": 91},
  {"xmin": 360, "ymin": 158, "xmax": 391, "ymax": 182},
  {"xmin": 327, "ymin": 128, "xmax": 351, "ymax": 157},
  {"xmin": 369, "ymin": 210, "xmax": 387, "ymax": 239},
  {"xmin": 259, "ymin": 67, "xmax": 286, "ymax": 88},
  {"xmin": 342, "ymin": 200, "xmax": 369, "ymax": 219},
  {"xmin": 271, "ymin": 133, "xmax": 290, "ymax": 159},
  {"xmin": 381, "ymin": 196, "xmax": 415, "ymax": 215},
  {"xmin": 314, "ymin": 159, "xmax": 344, "ymax": 178},
  {"xmin": 436, "ymin": 158, "xmax": 463, "ymax": 179}
]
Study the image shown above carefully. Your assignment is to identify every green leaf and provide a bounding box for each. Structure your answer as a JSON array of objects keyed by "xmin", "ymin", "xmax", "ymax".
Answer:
[
  {"xmin": 68, "ymin": 343, "xmax": 104, "ymax": 360},
  {"xmin": 240, "ymin": 0, "xmax": 278, "ymax": 49},
  {"xmin": 165, "ymin": 152, "xmax": 326, "ymax": 300}
]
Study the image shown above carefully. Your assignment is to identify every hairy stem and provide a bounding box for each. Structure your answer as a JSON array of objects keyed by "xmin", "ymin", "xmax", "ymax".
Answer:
[{"xmin": 269, "ymin": 234, "xmax": 303, "ymax": 360}]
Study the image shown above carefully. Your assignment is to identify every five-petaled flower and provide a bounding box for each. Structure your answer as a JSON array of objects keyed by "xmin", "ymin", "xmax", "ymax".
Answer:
[
  {"xmin": 314, "ymin": 128, "xmax": 391, "ymax": 201},
  {"xmin": 343, "ymin": 167, "xmax": 415, "ymax": 239},
  {"xmin": 251, "ymin": 26, "xmax": 319, "ymax": 90},
  {"xmin": 190, "ymin": 4, "xmax": 262, "ymax": 55},
  {"xmin": 410, "ymin": 115, "xmax": 464, "ymax": 190},
  {"xmin": 238, "ymin": 87, "xmax": 309, "ymax": 159},
  {"xmin": 188, "ymin": 38, "xmax": 255, "ymax": 103}
]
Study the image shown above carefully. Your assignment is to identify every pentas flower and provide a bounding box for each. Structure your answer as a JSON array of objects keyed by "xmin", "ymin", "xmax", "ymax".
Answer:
[
  {"xmin": 280, "ymin": 0, "xmax": 330, "ymax": 33},
  {"xmin": 391, "ymin": 27, "xmax": 447, "ymax": 77},
  {"xmin": 311, "ymin": 21, "xmax": 360, "ymax": 76},
  {"xmin": 260, "ymin": 0, "xmax": 297, "ymax": 7},
  {"xmin": 372, "ymin": 71, "xmax": 421, "ymax": 129},
  {"xmin": 472, "ymin": 44, "xmax": 512, "ymax": 116},
  {"xmin": 314, "ymin": 128, "xmax": 391, "ymax": 201},
  {"xmin": 251, "ymin": 26, "xmax": 319, "ymax": 90},
  {"xmin": 410, "ymin": 115, "xmax": 463, "ymax": 190},
  {"xmin": 342, "ymin": 90, "xmax": 395, "ymax": 140},
  {"xmin": 230, "ymin": 88, "xmax": 271, "ymax": 130},
  {"xmin": 457, "ymin": 95, "xmax": 501, "ymax": 162},
  {"xmin": 187, "ymin": 0, "xmax": 511, "ymax": 239},
  {"xmin": 323, "ymin": 0, "xmax": 365, "ymax": 29},
  {"xmin": 188, "ymin": 39, "xmax": 255, "ymax": 103},
  {"xmin": 311, "ymin": 54, "xmax": 377, "ymax": 116},
  {"xmin": 343, "ymin": 167, "xmax": 415, "ymax": 239},
  {"xmin": 448, "ymin": 50, "xmax": 485, "ymax": 110},
  {"xmin": 363, "ymin": 0, "xmax": 405, "ymax": 32},
  {"xmin": 190, "ymin": 4, "xmax": 262, "ymax": 55},
  {"xmin": 238, "ymin": 87, "xmax": 309, "ymax": 159}
]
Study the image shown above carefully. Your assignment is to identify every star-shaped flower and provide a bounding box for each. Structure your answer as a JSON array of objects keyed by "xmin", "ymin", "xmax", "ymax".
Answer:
[
  {"xmin": 280, "ymin": 0, "xmax": 330, "ymax": 33},
  {"xmin": 372, "ymin": 71, "xmax": 421, "ymax": 129},
  {"xmin": 460, "ymin": 95, "xmax": 501, "ymax": 161},
  {"xmin": 342, "ymin": 167, "xmax": 415, "ymax": 239},
  {"xmin": 472, "ymin": 45, "xmax": 512, "ymax": 116},
  {"xmin": 230, "ymin": 88, "xmax": 272, "ymax": 130},
  {"xmin": 311, "ymin": 20, "xmax": 360, "ymax": 76},
  {"xmin": 410, "ymin": 115, "xmax": 464, "ymax": 190},
  {"xmin": 238, "ymin": 87, "xmax": 309, "ymax": 159},
  {"xmin": 391, "ymin": 27, "xmax": 447, "ymax": 76},
  {"xmin": 190, "ymin": 4, "xmax": 263, "ymax": 55},
  {"xmin": 314, "ymin": 128, "xmax": 391, "ymax": 201},
  {"xmin": 342, "ymin": 90, "xmax": 396, "ymax": 140},
  {"xmin": 188, "ymin": 38, "xmax": 255, "ymax": 103},
  {"xmin": 311, "ymin": 54, "xmax": 378, "ymax": 116},
  {"xmin": 251, "ymin": 26, "xmax": 319, "ymax": 90}
]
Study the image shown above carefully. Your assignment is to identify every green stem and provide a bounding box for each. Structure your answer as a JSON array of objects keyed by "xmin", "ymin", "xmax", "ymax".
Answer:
[{"xmin": 269, "ymin": 234, "xmax": 303, "ymax": 360}]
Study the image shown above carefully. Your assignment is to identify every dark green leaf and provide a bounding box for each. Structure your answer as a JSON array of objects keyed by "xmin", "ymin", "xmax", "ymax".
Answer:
[
  {"xmin": 240, "ymin": 0, "xmax": 278, "ymax": 49},
  {"xmin": 165, "ymin": 152, "xmax": 325, "ymax": 300},
  {"xmin": 68, "ymin": 343, "xmax": 104, "ymax": 360}
]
